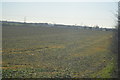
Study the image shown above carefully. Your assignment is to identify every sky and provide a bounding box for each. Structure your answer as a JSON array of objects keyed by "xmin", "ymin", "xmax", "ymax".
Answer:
[
  {"xmin": 1, "ymin": 1, "xmax": 118, "ymax": 28},
  {"xmin": 1, "ymin": 0, "xmax": 120, "ymax": 2}
]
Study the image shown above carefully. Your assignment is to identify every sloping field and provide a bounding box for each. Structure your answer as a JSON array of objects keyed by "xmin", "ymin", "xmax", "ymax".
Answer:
[{"xmin": 2, "ymin": 25, "xmax": 117, "ymax": 78}]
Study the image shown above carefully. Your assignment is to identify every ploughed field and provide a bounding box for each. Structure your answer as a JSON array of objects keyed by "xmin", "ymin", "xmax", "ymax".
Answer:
[{"xmin": 2, "ymin": 25, "xmax": 116, "ymax": 78}]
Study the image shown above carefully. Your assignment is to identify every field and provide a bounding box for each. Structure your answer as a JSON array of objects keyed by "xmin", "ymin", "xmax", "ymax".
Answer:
[{"xmin": 2, "ymin": 25, "xmax": 117, "ymax": 78}]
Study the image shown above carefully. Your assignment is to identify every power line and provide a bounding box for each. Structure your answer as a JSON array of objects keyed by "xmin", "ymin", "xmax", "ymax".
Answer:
[{"xmin": 24, "ymin": 16, "xmax": 26, "ymax": 23}]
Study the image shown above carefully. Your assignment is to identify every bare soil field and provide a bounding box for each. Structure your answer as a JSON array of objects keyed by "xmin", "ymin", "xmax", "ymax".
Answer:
[{"xmin": 2, "ymin": 25, "xmax": 117, "ymax": 78}]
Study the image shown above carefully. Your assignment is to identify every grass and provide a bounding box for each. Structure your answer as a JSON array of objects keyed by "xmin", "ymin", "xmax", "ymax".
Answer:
[
  {"xmin": 2, "ymin": 25, "xmax": 117, "ymax": 78},
  {"xmin": 90, "ymin": 54, "xmax": 117, "ymax": 78}
]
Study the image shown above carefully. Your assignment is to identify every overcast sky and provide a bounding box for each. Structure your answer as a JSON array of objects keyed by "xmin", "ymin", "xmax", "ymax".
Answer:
[
  {"xmin": 2, "ymin": 2, "xmax": 117, "ymax": 28},
  {"xmin": 1, "ymin": 0, "xmax": 119, "ymax": 2}
]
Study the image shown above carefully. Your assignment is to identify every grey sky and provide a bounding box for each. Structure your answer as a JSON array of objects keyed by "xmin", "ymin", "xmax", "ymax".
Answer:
[{"xmin": 2, "ymin": 2, "xmax": 117, "ymax": 28}]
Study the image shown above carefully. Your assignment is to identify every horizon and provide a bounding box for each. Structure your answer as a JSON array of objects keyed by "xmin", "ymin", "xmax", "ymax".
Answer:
[
  {"xmin": 2, "ymin": 2, "xmax": 117, "ymax": 28},
  {"xmin": 2, "ymin": 20, "xmax": 116, "ymax": 29}
]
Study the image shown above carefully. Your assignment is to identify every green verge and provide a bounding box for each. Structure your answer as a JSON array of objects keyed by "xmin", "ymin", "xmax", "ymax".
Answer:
[{"xmin": 90, "ymin": 54, "xmax": 117, "ymax": 78}]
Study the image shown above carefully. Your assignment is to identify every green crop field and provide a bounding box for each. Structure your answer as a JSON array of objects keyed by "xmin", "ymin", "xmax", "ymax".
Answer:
[{"xmin": 2, "ymin": 25, "xmax": 117, "ymax": 78}]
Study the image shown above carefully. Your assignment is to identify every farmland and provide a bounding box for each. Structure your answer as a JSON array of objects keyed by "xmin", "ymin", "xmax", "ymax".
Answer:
[{"xmin": 2, "ymin": 24, "xmax": 117, "ymax": 78}]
